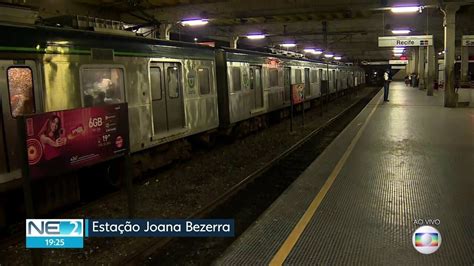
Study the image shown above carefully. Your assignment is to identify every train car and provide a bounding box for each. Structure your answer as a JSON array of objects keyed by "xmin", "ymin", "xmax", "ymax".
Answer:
[
  {"xmin": 215, "ymin": 48, "xmax": 365, "ymax": 129},
  {"xmin": 0, "ymin": 22, "xmax": 220, "ymax": 224},
  {"xmin": 0, "ymin": 21, "xmax": 365, "ymax": 227}
]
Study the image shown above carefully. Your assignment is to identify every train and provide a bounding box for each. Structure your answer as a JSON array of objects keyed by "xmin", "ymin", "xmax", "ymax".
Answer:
[{"xmin": 0, "ymin": 22, "xmax": 365, "ymax": 227}]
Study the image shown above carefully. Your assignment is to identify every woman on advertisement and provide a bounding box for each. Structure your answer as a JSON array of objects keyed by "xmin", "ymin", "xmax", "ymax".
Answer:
[{"xmin": 39, "ymin": 115, "xmax": 67, "ymax": 160}]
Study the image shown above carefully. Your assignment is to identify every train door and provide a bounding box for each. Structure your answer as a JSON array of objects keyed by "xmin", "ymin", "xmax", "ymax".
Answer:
[
  {"xmin": 304, "ymin": 68, "xmax": 310, "ymax": 98},
  {"xmin": 150, "ymin": 62, "xmax": 185, "ymax": 135},
  {"xmin": 250, "ymin": 66, "xmax": 263, "ymax": 109},
  {"xmin": 284, "ymin": 67, "xmax": 291, "ymax": 102},
  {"xmin": 0, "ymin": 95, "xmax": 6, "ymax": 174},
  {"xmin": 0, "ymin": 60, "xmax": 40, "ymax": 176},
  {"xmin": 333, "ymin": 70, "xmax": 337, "ymax": 92}
]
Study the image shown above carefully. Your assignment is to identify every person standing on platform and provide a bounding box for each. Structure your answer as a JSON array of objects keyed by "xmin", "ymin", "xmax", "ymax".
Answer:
[{"xmin": 383, "ymin": 70, "xmax": 391, "ymax": 102}]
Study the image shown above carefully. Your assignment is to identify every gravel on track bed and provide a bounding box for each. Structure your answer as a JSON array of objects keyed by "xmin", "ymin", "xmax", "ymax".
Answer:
[{"xmin": 0, "ymin": 87, "xmax": 378, "ymax": 265}]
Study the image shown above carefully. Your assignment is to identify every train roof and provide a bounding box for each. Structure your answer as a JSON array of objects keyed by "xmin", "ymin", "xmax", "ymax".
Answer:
[
  {"xmin": 220, "ymin": 47, "xmax": 358, "ymax": 69},
  {"xmin": 0, "ymin": 22, "xmax": 216, "ymax": 59},
  {"xmin": 0, "ymin": 23, "xmax": 361, "ymax": 69},
  {"xmin": 222, "ymin": 47, "xmax": 320, "ymax": 64}
]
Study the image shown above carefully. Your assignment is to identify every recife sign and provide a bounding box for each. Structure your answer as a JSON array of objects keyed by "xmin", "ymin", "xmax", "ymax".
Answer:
[{"xmin": 378, "ymin": 35, "xmax": 433, "ymax": 47}]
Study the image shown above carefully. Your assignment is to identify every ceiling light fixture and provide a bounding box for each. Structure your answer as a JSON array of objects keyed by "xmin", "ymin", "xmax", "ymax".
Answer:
[
  {"xmin": 246, "ymin": 34, "xmax": 266, "ymax": 40},
  {"xmin": 180, "ymin": 19, "xmax": 209, "ymax": 26},
  {"xmin": 391, "ymin": 6, "xmax": 421, "ymax": 13},
  {"xmin": 280, "ymin": 43, "xmax": 296, "ymax": 48},
  {"xmin": 324, "ymin": 53, "xmax": 334, "ymax": 58},
  {"xmin": 392, "ymin": 29, "xmax": 411, "ymax": 35},
  {"xmin": 394, "ymin": 53, "xmax": 403, "ymax": 57},
  {"xmin": 304, "ymin": 48, "xmax": 323, "ymax": 55},
  {"xmin": 334, "ymin": 56, "xmax": 342, "ymax": 60}
]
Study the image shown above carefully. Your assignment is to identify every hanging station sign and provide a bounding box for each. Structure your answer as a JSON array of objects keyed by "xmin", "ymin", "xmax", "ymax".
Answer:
[
  {"xmin": 389, "ymin": 60, "xmax": 408, "ymax": 65},
  {"xmin": 391, "ymin": 65, "xmax": 406, "ymax": 69},
  {"xmin": 378, "ymin": 35, "xmax": 433, "ymax": 47},
  {"xmin": 361, "ymin": 61, "xmax": 389, "ymax": 65},
  {"xmin": 462, "ymin": 35, "xmax": 474, "ymax": 46}
]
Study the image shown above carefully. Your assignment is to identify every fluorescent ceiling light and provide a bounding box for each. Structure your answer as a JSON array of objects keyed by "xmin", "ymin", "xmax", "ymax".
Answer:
[
  {"xmin": 334, "ymin": 56, "xmax": 342, "ymax": 60},
  {"xmin": 280, "ymin": 43, "xmax": 296, "ymax": 48},
  {"xmin": 393, "ymin": 48, "xmax": 405, "ymax": 52},
  {"xmin": 180, "ymin": 19, "xmax": 208, "ymax": 26},
  {"xmin": 394, "ymin": 53, "xmax": 403, "ymax": 57},
  {"xmin": 304, "ymin": 48, "xmax": 323, "ymax": 54},
  {"xmin": 392, "ymin": 29, "xmax": 411, "ymax": 35},
  {"xmin": 246, "ymin": 34, "xmax": 266, "ymax": 39},
  {"xmin": 324, "ymin": 54, "xmax": 334, "ymax": 58},
  {"xmin": 391, "ymin": 6, "xmax": 421, "ymax": 13}
]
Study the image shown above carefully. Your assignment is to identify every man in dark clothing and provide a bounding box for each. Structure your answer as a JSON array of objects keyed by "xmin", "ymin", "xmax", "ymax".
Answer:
[{"xmin": 383, "ymin": 70, "xmax": 391, "ymax": 102}]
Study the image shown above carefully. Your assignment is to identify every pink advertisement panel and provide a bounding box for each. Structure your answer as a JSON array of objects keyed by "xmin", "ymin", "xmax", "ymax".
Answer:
[
  {"xmin": 25, "ymin": 103, "xmax": 129, "ymax": 178},
  {"xmin": 291, "ymin": 84, "xmax": 305, "ymax": 104}
]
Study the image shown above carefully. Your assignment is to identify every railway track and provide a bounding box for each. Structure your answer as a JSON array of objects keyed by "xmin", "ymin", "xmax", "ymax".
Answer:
[
  {"xmin": 0, "ymin": 87, "xmax": 376, "ymax": 265},
  {"xmin": 125, "ymin": 88, "xmax": 379, "ymax": 265}
]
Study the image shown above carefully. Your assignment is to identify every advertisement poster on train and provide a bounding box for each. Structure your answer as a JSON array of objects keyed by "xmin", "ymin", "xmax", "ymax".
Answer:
[
  {"xmin": 291, "ymin": 84, "xmax": 305, "ymax": 104},
  {"xmin": 24, "ymin": 103, "xmax": 129, "ymax": 178}
]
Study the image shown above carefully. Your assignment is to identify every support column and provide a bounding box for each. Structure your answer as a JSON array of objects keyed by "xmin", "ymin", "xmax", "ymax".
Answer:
[
  {"xmin": 159, "ymin": 23, "xmax": 172, "ymax": 40},
  {"xmin": 323, "ymin": 21, "xmax": 328, "ymax": 50},
  {"xmin": 406, "ymin": 49, "xmax": 413, "ymax": 74},
  {"xmin": 418, "ymin": 46, "xmax": 426, "ymax": 89},
  {"xmin": 426, "ymin": 46, "xmax": 436, "ymax": 96},
  {"xmin": 435, "ymin": 51, "xmax": 439, "ymax": 86},
  {"xmin": 405, "ymin": 48, "xmax": 413, "ymax": 76},
  {"xmin": 230, "ymin": 36, "xmax": 239, "ymax": 49},
  {"xmin": 460, "ymin": 45, "xmax": 469, "ymax": 82},
  {"xmin": 411, "ymin": 48, "xmax": 418, "ymax": 75},
  {"xmin": 443, "ymin": 3, "xmax": 460, "ymax": 107}
]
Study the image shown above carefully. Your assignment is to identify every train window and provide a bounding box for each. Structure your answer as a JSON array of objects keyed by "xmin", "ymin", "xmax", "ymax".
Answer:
[
  {"xmin": 269, "ymin": 69, "xmax": 279, "ymax": 87},
  {"xmin": 150, "ymin": 67, "xmax": 162, "ymax": 100},
  {"xmin": 81, "ymin": 67, "xmax": 125, "ymax": 107},
  {"xmin": 232, "ymin": 67, "xmax": 241, "ymax": 92},
  {"xmin": 319, "ymin": 69, "xmax": 323, "ymax": 81},
  {"xmin": 167, "ymin": 66, "xmax": 181, "ymax": 98},
  {"xmin": 295, "ymin": 69, "xmax": 302, "ymax": 84},
  {"xmin": 311, "ymin": 70, "xmax": 317, "ymax": 83},
  {"xmin": 7, "ymin": 67, "xmax": 35, "ymax": 117},
  {"xmin": 198, "ymin": 68, "xmax": 210, "ymax": 95}
]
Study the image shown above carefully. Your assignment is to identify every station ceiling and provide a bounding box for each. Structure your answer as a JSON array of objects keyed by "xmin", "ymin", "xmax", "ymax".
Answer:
[{"xmin": 7, "ymin": 0, "xmax": 474, "ymax": 62}]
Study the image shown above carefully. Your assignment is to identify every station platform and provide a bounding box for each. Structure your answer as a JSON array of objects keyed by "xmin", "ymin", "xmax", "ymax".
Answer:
[{"xmin": 217, "ymin": 82, "xmax": 474, "ymax": 265}]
